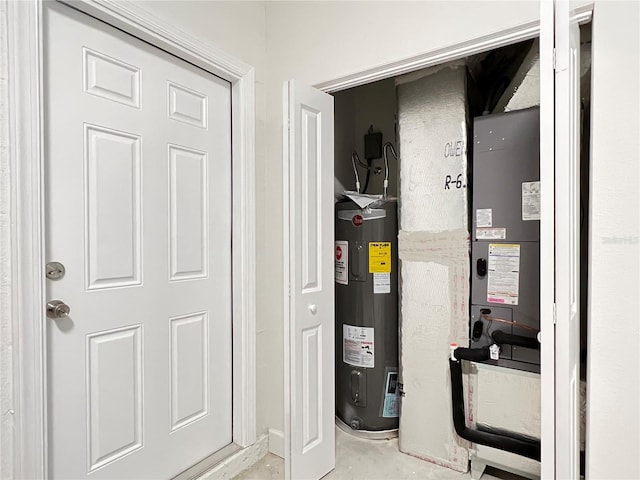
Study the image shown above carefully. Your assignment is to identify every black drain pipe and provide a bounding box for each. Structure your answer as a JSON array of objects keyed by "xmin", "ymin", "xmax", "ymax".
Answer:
[
  {"xmin": 491, "ymin": 331, "xmax": 540, "ymax": 350},
  {"xmin": 449, "ymin": 350, "xmax": 541, "ymax": 461}
]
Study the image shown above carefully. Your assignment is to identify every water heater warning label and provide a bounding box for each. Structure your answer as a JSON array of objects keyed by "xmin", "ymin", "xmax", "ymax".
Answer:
[
  {"xmin": 369, "ymin": 242, "xmax": 391, "ymax": 273},
  {"xmin": 343, "ymin": 325, "xmax": 375, "ymax": 368},
  {"xmin": 381, "ymin": 371, "xmax": 400, "ymax": 418},
  {"xmin": 335, "ymin": 241, "xmax": 348, "ymax": 285},
  {"xmin": 373, "ymin": 273, "xmax": 391, "ymax": 294}
]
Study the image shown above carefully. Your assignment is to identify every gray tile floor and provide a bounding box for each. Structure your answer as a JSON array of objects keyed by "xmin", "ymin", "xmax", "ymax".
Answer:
[{"xmin": 234, "ymin": 427, "xmax": 527, "ymax": 480}]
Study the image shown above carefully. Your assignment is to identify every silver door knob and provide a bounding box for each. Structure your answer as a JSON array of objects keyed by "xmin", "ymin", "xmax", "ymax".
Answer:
[
  {"xmin": 47, "ymin": 300, "xmax": 71, "ymax": 319},
  {"xmin": 308, "ymin": 304, "xmax": 317, "ymax": 314}
]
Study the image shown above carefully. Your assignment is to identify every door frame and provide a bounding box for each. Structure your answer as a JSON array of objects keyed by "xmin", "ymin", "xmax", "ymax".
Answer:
[
  {"xmin": 284, "ymin": 3, "xmax": 591, "ymax": 478},
  {"xmin": 5, "ymin": 0, "xmax": 256, "ymax": 478}
]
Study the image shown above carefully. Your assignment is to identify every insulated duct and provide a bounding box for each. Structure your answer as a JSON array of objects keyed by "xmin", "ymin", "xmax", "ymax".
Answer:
[{"xmin": 449, "ymin": 358, "xmax": 541, "ymax": 461}]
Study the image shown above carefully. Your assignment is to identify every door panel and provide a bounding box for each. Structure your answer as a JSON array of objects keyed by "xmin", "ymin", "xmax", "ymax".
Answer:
[
  {"xmin": 285, "ymin": 80, "xmax": 335, "ymax": 480},
  {"xmin": 84, "ymin": 124, "xmax": 142, "ymax": 289},
  {"xmin": 554, "ymin": 2, "xmax": 582, "ymax": 478},
  {"xmin": 168, "ymin": 145, "xmax": 208, "ymax": 280},
  {"xmin": 45, "ymin": 3, "xmax": 232, "ymax": 478},
  {"xmin": 540, "ymin": 1, "xmax": 583, "ymax": 477},
  {"xmin": 87, "ymin": 325, "xmax": 143, "ymax": 471},
  {"xmin": 170, "ymin": 312, "xmax": 209, "ymax": 431},
  {"xmin": 83, "ymin": 47, "xmax": 142, "ymax": 108}
]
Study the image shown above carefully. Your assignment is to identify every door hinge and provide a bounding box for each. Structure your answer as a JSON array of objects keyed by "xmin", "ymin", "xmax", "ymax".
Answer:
[
  {"xmin": 553, "ymin": 48, "xmax": 557, "ymax": 72},
  {"xmin": 553, "ymin": 303, "xmax": 557, "ymax": 325}
]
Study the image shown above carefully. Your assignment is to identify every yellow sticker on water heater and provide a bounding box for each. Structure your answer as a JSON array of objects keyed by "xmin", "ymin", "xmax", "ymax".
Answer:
[{"xmin": 369, "ymin": 242, "xmax": 392, "ymax": 273}]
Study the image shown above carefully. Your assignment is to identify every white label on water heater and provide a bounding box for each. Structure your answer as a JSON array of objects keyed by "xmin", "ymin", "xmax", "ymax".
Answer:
[
  {"xmin": 343, "ymin": 325, "xmax": 375, "ymax": 368},
  {"xmin": 335, "ymin": 241, "xmax": 348, "ymax": 285},
  {"xmin": 373, "ymin": 272, "xmax": 391, "ymax": 294}
]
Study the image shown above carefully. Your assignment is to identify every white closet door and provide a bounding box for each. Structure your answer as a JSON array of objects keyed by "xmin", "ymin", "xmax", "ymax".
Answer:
[
  {"xmin": 284, "ymin": 80, "xmax": 335, "ymax": 480},
  {"xmin": 45, "ymin": 3, "xmax": 232, "ymax": 478},
  {"xmin": 540, "ymin": 1, "xmax": 582, "ymax": 477},
  {"xmin": 554, "ymin": 2, "xmax": 582, "ymax": 478}
]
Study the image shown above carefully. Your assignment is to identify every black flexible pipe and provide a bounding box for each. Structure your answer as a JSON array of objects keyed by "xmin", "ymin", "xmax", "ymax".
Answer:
[
  {"xmin": 452, "ymin": 346, "xmax": 490, "ymax": 362},
  {"xmin": 449, "ymin": 359, "xmax": 541, "ymax": 461},
  {"xmin": 492, "ymin": 331, "xmax": 540, "ymax": 350},
  {"xmin": 477, "ymin": 423, "xmax": 540, "ymax": 444}
]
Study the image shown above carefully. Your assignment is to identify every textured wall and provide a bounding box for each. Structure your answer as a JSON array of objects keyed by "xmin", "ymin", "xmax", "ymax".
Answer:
[
  {"xmin": 0, "ymin": 0, "xmax": 14, "ymax": 477},
  {"xmin": 587, "ymin": 1, "xmax": 640, "ymax": 477}
]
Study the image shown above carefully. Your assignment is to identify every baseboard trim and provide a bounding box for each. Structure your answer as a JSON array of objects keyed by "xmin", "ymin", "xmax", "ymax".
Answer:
[
  {"xmin": 268, "ymin": 429, "xmax": 284, "ymax": 459},
  {"xmin": 192, "ymin": 434, "xmax": 269, "ymax": 480}
]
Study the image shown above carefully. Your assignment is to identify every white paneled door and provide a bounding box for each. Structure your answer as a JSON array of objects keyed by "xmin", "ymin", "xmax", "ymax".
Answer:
[
  {"xmin": 284, "ymin": 80, "xmax": 335, "ymax": 480},
  {"xmin": 540, "ymin": 2, "xmax": 583, "ymax": 477},
  {"xmin": 44, "ymin": 3, "xmax": 232, "ymax": 478},
  {"xmin": 553, "ymin": 3, "xmax": 582, "ymax": 478}
]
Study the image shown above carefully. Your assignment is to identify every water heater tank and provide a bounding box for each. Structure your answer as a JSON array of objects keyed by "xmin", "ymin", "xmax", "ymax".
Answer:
[{"xmin": 335, "ymin": 198, "xmax": 399, "ymax": 432}]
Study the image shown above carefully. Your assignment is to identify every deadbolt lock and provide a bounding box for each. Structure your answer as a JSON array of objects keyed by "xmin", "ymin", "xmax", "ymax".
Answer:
[
  {"xmin": 47, "ymin": 300, "xmax": 71, "ymax": 319},
  {"xmin": 46, "ymin": 261, "xmax": 66, "ymax": 280}
]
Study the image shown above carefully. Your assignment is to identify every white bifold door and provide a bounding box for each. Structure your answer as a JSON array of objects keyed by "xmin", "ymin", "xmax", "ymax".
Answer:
[
  {"xmin": 284, "ymin": 81, "xmax": 335, "ymax": 480},
  {"xmin": 540, "ymin": 1, "xmax": 583, "ymax": 478},
  {"xmin": 45, "ymin": 3, "xmax": 232, "ymax": 478}
]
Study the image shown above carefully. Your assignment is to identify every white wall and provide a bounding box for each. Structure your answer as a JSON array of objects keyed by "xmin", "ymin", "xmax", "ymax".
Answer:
[
  {"xmin": 266, "ymin": 1, "xmax": 541, "ymax": 88},
  {"xmin": 130, "ymin": 1, "xmax": 266, "ymax": 73},
  {"xmin": 264, "ymin": 0, "xmax": 543, "ymax": 439},
  {"xmin": 587, "ymin": 1, "xmax": 640, "ymax": 478}
]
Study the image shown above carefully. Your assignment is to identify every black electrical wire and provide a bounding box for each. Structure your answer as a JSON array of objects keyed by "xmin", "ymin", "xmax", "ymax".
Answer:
[
  {"xmin": 382, "ymin": 142, "xmax": 396, "ymax": 198},
  {"xmin": 351, "ymin": 151, "xmax": 372, "ymax": 193},
  {"xmin": 362, "ymin": 160, "xmax": 372, "ymax": 193}
]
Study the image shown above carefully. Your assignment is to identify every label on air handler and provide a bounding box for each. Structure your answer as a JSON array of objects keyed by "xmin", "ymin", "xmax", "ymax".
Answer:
[
  {"xmin": 369, "ymin": 242, "xmax": 391, "ymax": 273},
  {"xmin": 522, "ymin": 181, "xmax": 541, "ymax": 221},
  {"xmin": 487, "ymin": 243, "xmax": 520, "ymax": 306}
]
